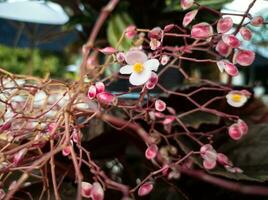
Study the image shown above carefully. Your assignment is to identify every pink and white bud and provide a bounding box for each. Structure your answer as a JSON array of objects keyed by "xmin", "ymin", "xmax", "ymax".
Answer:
[
  {"xmin": 233, "ymin": 49, "xmax": 255, "ymax": 66},
  {"xmin": 217, "ymin": 153, "xmax": 231, "ymax": 166},
  {"xmin": 183, "ymin": 9, "xmax": 198, "ymax": 27},
  {"xmin": 203, "ymin": 159, "xmax": 216, "ymax": 170},
  {"xmin": 216, "ymin": 60, "xmax": 238, "ymax": 77},
  {"xmin": 91, "ymin": 182, "xmax": 104, "ymax": 200},
  {"xmin": 13, "ymin": 148, "xmax": 27, "ymax": 166},
  {"xmin": 99, "ymin": 47, "xmax": 117, "ymax": 55},
  {"xmin": 81, "ymin": 181, "xmax": 92, "ymax": 198},
  {"xmin": 88, "ymin": 85, "xmax": 97, "ymax": 99},
  {"xmin": 145, "ymin": 144, "xmax": 158, "ymax": 160},
  {"xmin": 0, "ymin": 189, "xmax": 5, "ymax": 200},
  {"xmin": 191, "ymin": 22, "xmax": 213, "ymax": 39},
  {"xmin": 96, "ymin": 92, "xmax": 117, "ymax": 105},
  {"xmin": 62, "ymin": 146, "xmax": 72, "ymax": 156},
  {"xmin": 200, "ymin": 144, "xmax": 214, "ymax": 155},
  {"xmin": 237, "ymin": 119, "xmax": 248, "ymax": 135},
  {"xmin": 222, "ymin": 34, "xmax": 240, "ymax": 48},
  {"xmin": 250, "ymin": 16, "xmax": 264, "ymax": 27},
  {"xmin": 149, "ymin": 39, "xmax": 161, "ymax": 50},
  {"xmin": 217, "ymin": 17, "xmax": 233, "ymax": 33},
  {"xmin": 180, "ymin": 0, "xmax": 194, "ymax": 10},
  {"xmin": 160, "ymin": 55, "xmax": 170, "ymax": 65},
  {"xmin": 138, "ymin": 182, "xmax": 154, "ymax": 196},
  {"xmin": 95, "ymin": 82, "xmax": 105, "ymax": 94},
  {"xmin": 228, "ymin": 124, "xmax": 243, "ymax": 140},
  {"xmin": 239, "ymin": 27, "xmax": 252, "ymax": 41},
  {"xmin": 155, "ymin": 99, "xmax": 166, "ymax": 112},
  {"xmin": 146, "ymin": 72, "xmax": 158, "ymax": 90},
  {"xmin": 148, "ymin": 27, "xmax": 163, "ymax": 40},
  {"xmin": 215, "ymin": 40, "xmax": 232, "ymax": 57},
  {"xmin": 116, "ymin": 52, "xmax": 125, "ymax": 63},
  {"xmin": 125, "ymin": 25, "xmax": 137, "ymax": 39}
]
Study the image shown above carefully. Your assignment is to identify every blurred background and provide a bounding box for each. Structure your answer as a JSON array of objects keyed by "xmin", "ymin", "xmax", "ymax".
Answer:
[{"xmin": 0, "ymin": 0, "xmax": 268, "ymax": 95}]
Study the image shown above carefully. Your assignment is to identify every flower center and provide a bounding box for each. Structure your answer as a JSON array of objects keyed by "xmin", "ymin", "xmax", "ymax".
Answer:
[
  {"xmin": 133, "ymin": 63, "xmax": 144, "ymax": 73},
  {"xmin": 231, "ymin": 94, "xmax": 242, "ymax": 102}
]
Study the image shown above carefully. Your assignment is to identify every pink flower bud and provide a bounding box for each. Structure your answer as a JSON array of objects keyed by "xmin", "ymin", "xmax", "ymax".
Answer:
[
  {"xmin": 146, "ymin": 72, "xmax": 158, "ymax": 90},
  {"xmin": 62, "ymin": 146, "xmax": 71, "ymax": 156},
  {"xmin": 250, "ymin": 16, "xmax": 264, "ymax": 27},
  {"xmin": 162, "ymin": 116, "xmax": 176, "ymax": 125},
  {"xmin": 200, "ymin": 144, "xmax": 214, "ymax": 155},
  {"xmin": 0, "ymin": 189, "xmax": 5, "ymax": 199},
  {"xmin": 95, "ymin": 82, "xmax": 105, "ymax": 94},
  {"xmin": 164, "ymin": 24, "xmax": 175, "ymax": 32},
  {"xmin": 180, "ymin": 0, "xmax": 194, "ymax": 10},
  {"xmin": 160, "ymin": 55, "xmax": 170, "ymax": 65},
  {"xmin": 154, "ymin": 112, "xmax": 165, "ymax": 118},
  {"xmin": 203, "ymin": 159, "xmax": 216, "ymax": 170},
  {"xmin": 148, "ymin": 27, "xmax": 163, "ymax": 40},
  {"xmin": 96, "ymin": 92, "xmax": 117, "ymax": 105},
  {"xmin": 237, "ymin": 119, "xmax": 248, "ymax": 135},
  {"xmin": 138, "ymin": 182, "xmax": 154, "ymax": 196},
  {"xmin": 222, "ymin": 34, "xmax": 240, "ymax": 48},
  {"xmin": 217, "ymin": 153, "xmax": 231, "ymax": 166},
  {"xmin": 0, "ymin": 122, "xmax": 11, "ymax": 132},
  {"xmin": 183, "ymin": 9, "xmax": 198, "ymax": 27},
  {"xmin": 91, "ymin": 182, "xmax": 104, "ymax": 200},
  {"xmin": 215, "ymin": 40, "xmax": 232, "ymax": 57},
  {"xmin": 191, "ymin": 22, "xmax": 213, "ymax": 39},
  {"xmin": 13, "ymin": 148, "xmax": 27, "ymax": 166},
  {"xmin": 88, "ymin": 85, "xmax": 97, "ymax": 99},
  {"xmin": 81, "ymin": 181, "xmax": 92, "ymax": 198},
  {"xmin": 233, "ymin": 49, "xmax": 255, "ymax": 66},
  {"xmin": 99, "ymin": 47, "xmax": 117, "ymax": 55},
  {"xmin": 116, "ymin": 52, "xmax": 125, "ymax": 63},
  {"xmin": 228, "ymin": 124, "xmax": 243, "ymax": 140},
  {"xmin": 216, "ymin": 60, "xmax": 238, "ymax": 77},
  {"xmin": 239, "ymin": 27, "xmax": 252, "ymax": 41},
  {"xmin": 125, "ymin": 25, "xmax": 137, "ymax": 39},
  {"xmin": 155, "ymin": 99, "xmax": 166, "ymax": 112},
  {"xmin": 145, "ymin": 144, "xmax": 158, "ymax": 160},
  {"xmin": 149, "ymin": 39, "xmax": 161, "ymax": 50},
  {"xmin": 217, "ymin": 17, "xmax": 233, "ymax": 33},
  {"xmin": 71, "ymin": 129, "xmax": 81, "ymax": 144},
  {"xmin": 47, "ymin": 123, "xmax": 56, "ymax": 133}
]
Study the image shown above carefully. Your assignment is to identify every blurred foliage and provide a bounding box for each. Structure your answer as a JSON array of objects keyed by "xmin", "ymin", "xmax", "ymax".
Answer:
[{"xmin": 0, "ymin": 45, "xmax": 77, "ymax": 79}]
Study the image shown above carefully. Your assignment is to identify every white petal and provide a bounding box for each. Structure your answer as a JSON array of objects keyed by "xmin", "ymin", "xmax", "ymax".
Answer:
[
  {"xmin": 119, "ymin": 65, "xmax": 133, "ymax": 74},
  {"xmin": 144, "ymin": 59, "xmax": 160, "ymax": 71},
  {"xmin": 129, "ymin": 69, "xmax": 152, "ymax": 86},
  {"xmin": 226, "ymin": 94, "xmax": 247, "ymax": 107},
  {"xmin": 125, "ymin": 50, "xmax": 148, "ymax": 65}
]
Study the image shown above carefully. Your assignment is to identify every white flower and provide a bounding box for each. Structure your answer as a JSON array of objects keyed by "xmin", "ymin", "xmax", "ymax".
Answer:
[
  {"xmin": 226, "ymin": 90, "xmax": 250, "ymax": 107},
  {"xmin": 119, "ymin": 50, "xmax": 159, "ymax": 86}
]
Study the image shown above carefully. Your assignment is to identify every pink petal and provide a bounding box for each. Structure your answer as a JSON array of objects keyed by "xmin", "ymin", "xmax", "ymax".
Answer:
[
  {"xmin": 191, "ymin": 22, "xmax": 213, "ymax": 39},
  {"xmin": 162, "ymin": 116, "xmax": 175, "ymax": 125},
  {"xmin": 250, "ymin": 16, "xmax": 264, "ymax": 27},
  {"xmin": 116, "ymin": 52, "xmax": 125, "ymax": 63},
  {"xmin": 62, "ymin": 146, "xmax": 71, "ymax": 156},
  {"xmin": 237, "ymin": 119, "xmax": 248, "ymax": 135},
  {"xmin": 180, "ymin": 0, "xmax": 194, "ymax": 10},
  {"xmin": 233, "ymin": 49, "xmax": 255, "ymax": 66},
  {"xmin": 88, "ymin": 85, "xmax": 97, "ymax": 99},
  {"xmin": 146, "ymin": 72, "xmax": 158, "ymax": 90},
  {"xmin": 96, "ymin": 92, "xmax": 117, "ymax": 105},
  {"xmin": 183, "ymin": 9, "xmax": 198, "ymax": 27},
  {"xmin": 222, "ymin": 34, "xmax": 240, "ymax": 48},
  {"xmin": 216, "ymin": 60, "xmax": 238, "ymax": 77},
  {"xmin": 228, "ymin": 124, "xmax": 243, "ymax": 140},
  {"xmin": 217, "ymin": 153, "xmax": 231, "ymax": 166},
  {"xmin": 239, "ymin": 27, "xmax": 252, "ymax": 41},
  {"xmin": 125, "ymin": 50, "xmax": 148, "ymax": 65},
  {"xmin": 155, "ymin": 99, "xmax": 166, "ymax": 112},
  {"xmin": 148, "ymin": 27, "xmax": 163, "ymax": 40},
  {"xmin": 217, "ymin": 17, "xmax": 233, "ymax": 33},
  {"xmin": 125, "ymin": 25, "xmax": 137, "ymax": 39},
  {"xmin": 99, "ymin": 47, "xmax": 117, "ymax": 55},
  {"xmin": 203, "ymin": 159, "xmax": 216, "ymax": 170},
  {"xmin": 13, "ymin": 148, "xmax": 27, "ymax": 166},
  {"xmin": 95, "ymin": 82, "xmax": 105, "ymax": 94},
  {"xmin": 145, "ymin": 144, "xmax": 158, "ymax": 160},
  {"xmin": 138, "ymin": 182, "xmax": 154, "ymax": 196},
  {"xmin": 81, "ymin": 181, "xmax": 92, "ymax": 198},
  {"xmin": 91, "ymin": 182, "xmax": 104, "ymax": 200},
  {"xmin": 215, "ymin": 40, "xmax": 232, "ymax": 57}
]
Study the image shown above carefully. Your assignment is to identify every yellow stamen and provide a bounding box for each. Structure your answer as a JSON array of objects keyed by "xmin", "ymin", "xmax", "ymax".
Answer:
[
  {"xmin": 133, "ymin": 63, "xmax": 144, "ymax": 73},
  {"xmin": 231, "ymin": 94, "xmax": 242, "ymax": 102}
]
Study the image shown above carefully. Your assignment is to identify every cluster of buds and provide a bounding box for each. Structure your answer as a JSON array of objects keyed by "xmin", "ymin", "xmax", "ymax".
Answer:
[{"xmin": 228, "ymin": 119, "xmax": 248, "ymax": 140}]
